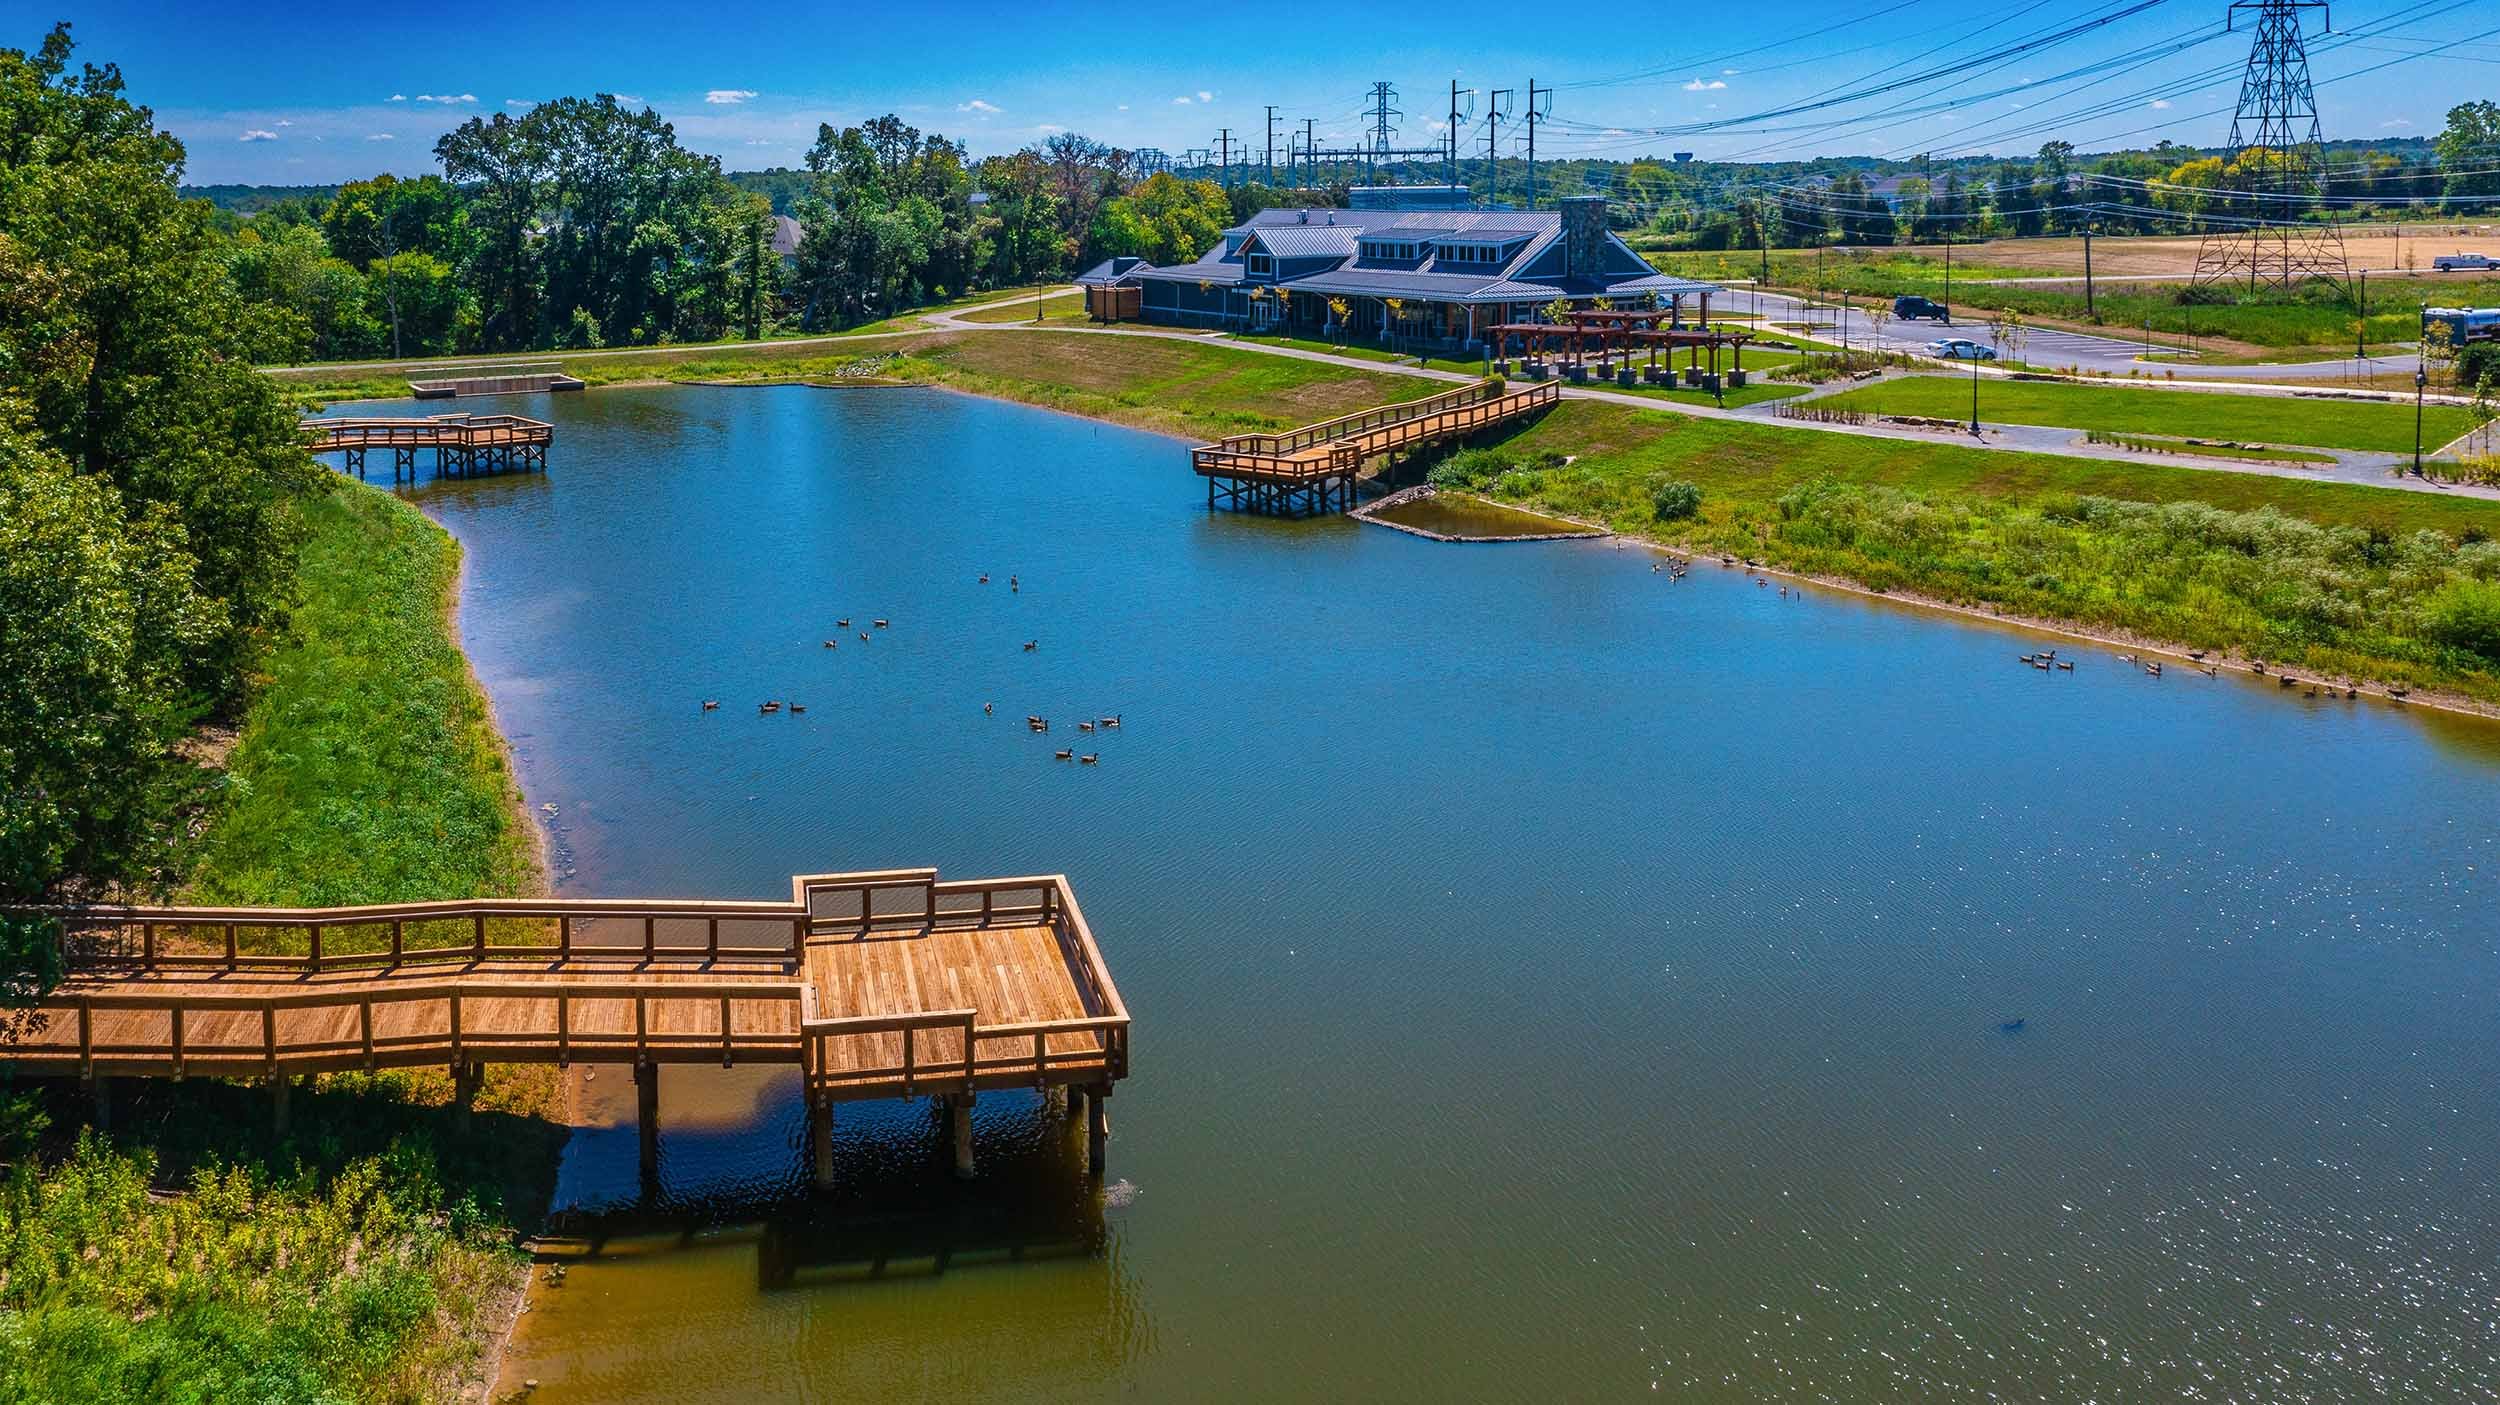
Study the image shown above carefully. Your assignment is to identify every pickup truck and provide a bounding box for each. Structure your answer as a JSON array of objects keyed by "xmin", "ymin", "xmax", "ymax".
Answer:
[
  {"xmin": 2433, "ymin": 253, "xmax": 2495, "ymax": 272},
  {"xmin": 1893, "ymin": 295, "xmax": 1951, "ymax": 323}
]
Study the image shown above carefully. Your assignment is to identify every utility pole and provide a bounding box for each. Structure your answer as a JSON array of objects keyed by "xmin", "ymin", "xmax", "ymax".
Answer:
[
  {"xmin": 1264, "ymin": 105, "xmax": 1278, "ymax": 189},
  {"xmin": 1447, "ymin": 80, "xmax": 1471, "ymax": 196},
  {"xmin": 1525, "ymin": 79, "xmax": 1550, "ymax": 209},
  {"xmin": 2083, "ymin": 225, "xmax": 2096, "ymax": 320},
  {"xmin": 1483, "ymin": 89, "xmax": 1512, "ymax": 208},
  {"xmin": 1216, "ymin": 129, "xmax": 1233, "ymax": 189},
  {"xmin": 1302, "ymin": 117, "xmax": 1316, "ymax": 190},
  {"xmin": 1760, "ymin": 196, "xmax": 1772, "ymax": 284}
]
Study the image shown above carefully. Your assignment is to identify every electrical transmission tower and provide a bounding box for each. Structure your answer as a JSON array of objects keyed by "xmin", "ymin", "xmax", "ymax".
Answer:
[
  {"xmin": 2191, "ymin": 0, "xmax": 2348, "ymax": 290},
  {"xmin": 1134, "ymin": 147, "xmax": 1170, "ymax": 177},
  {"xmin": 1482, "ymin": 89, "xmax": 1513, "ymax": 207},
  {"xmin": 1362, "ymin": 80, "xmax": 1400, "ymax": 185}
]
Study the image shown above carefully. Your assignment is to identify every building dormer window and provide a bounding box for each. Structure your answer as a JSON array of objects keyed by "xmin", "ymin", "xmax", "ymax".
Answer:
[
  {"xmin": 1245, "ymin": 252, "xmax": 1274, "ymax": 277},
  {"xmin": 1359, "ymin": 240, "xmax": 1420, "ymax": 262}
]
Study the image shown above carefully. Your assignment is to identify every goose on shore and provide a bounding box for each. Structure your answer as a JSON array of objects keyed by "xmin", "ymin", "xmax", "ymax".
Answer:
[
  {"xmin": 2390, "ymin": 686, "xmax": 2411, "ymax": 701},
  {"xmin": 2188, "ymin": 650, "xmax": 2207, "ymax": 661},
  {"xmin": 2278, "ymin": 675, "xmax": 2298, "ymax": 689}
]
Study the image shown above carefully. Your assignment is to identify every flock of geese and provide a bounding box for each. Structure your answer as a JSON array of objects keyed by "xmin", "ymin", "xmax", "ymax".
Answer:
[
  {"xmin": 698, "ymin": 572, "xmax": 1138, "ymax": 756},
  {"xmin": 2019, "ymin": 645, "xmax": 2413, "ymax": 701}
]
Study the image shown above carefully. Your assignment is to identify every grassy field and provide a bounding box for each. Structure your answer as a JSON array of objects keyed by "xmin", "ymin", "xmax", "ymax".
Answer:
[
  {"xmin": 0, "ymin": 482, "xmax": 558, "ymax": 1402},
  {"xmin": 1649, "ymin": 246, "xmax": 2500, "ymax": 361},
  {"xmin": 1816, "ymin": 375, "xmax": 2481, "ymax": 454},
  {"xmin": 955, "ymin": 289, "xmax": 1087, "ymax": 324}
]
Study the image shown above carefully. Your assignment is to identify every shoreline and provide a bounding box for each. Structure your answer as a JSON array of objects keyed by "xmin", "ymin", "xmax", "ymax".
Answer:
[{"xmin": 341, "ymin": 371, "xmax": 2500, "ymax": 729}]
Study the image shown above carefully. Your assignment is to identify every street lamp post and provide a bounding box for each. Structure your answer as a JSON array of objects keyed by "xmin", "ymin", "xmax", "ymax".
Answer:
[
  {"xmin": 1970, "ymin": 348, "xmax": 1982, "ymax": 437},
  {"xmin": 2355, "ymin": 267, "xmax": 2367, "ymax": 362},
  {"xmin": 2415, "ymin": 364, "xmax": 2429, "ymax": 475}
]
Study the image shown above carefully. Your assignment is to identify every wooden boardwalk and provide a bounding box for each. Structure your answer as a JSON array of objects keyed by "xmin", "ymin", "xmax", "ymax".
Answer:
[
  {"xmin": 3, "ymin": 868, "xmax": 1130, "ymax": 1179},
  {"xmin": 304, "ymin": 413, "xmax": 553, "ymax": 481},
  {"xmin": 1190, "ymin": 378, "xmax": 1560, "ymax": 515}
]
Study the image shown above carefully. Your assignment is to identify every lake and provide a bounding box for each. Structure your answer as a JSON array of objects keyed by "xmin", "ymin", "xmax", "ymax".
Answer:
[{"xmin": 347, "ymin": 385, "xmax": 2500, "ymax": 1401}]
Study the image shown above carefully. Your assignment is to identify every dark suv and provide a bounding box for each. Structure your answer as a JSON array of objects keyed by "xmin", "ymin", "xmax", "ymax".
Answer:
[{"xmin": 1893, "ymin": 295, "xmax": 1950, "ymax": 323}]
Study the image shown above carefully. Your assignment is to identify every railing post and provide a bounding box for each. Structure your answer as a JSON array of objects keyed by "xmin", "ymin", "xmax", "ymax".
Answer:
[
  {"xmin": 309, "ymin": 924, "xmax": 323, "ymax": 970},
  {"xmin": 143, "ymin": 922, "xmax": 156, "ymax": 967},
  {"xmin": 390, "ymin": 919, "xmax": 404, "ymax": 964},
  {"xmin": 224, "ymin": 922, "xmax": 237, "ymax": 965},
  {"xmin": 360, "ymin": 995, "xmax": 375, "ymax": 1068},
  {"xmin": 1033, "ymin": 1030, "xmax": 1046, "ymax": 1085},
  {"xmin": 719, "ymin": 994, "xmax": 733, "ymax": 1066},
  {"xmin": 170, "ymin": 1006, "xmax": 185, "ymax": 1079},
  {"xmin": 449, "ymin": 991, "xmax": 463, "ymax": 1063},
  {"xmin": 559, "ymin": 915, "xmax": 571, "ymax": 961},
  {"xmin": 635, "ymin": 994, "xmax": 647, "ymax": 1060},
  {"xmin": 903, "ymin": 1025, "xmax": 916, "ymax": 1094},
  {"xmin": 474, "ymin": 913, "xmax": 486, "ymax": 958},
  {"xmin": 707, "ymin": 917, "xmax": 719, "ymax": 961},
  {"xmin": 77, "ymin": 999, "xmax": 92, "ymax": 1079},
  {"xmin": 644, "ymin": 914, "xmax": 656, "ymax": 960}
]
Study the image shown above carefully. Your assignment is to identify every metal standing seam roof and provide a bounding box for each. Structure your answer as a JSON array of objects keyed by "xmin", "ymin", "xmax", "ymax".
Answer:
[{"xmin": 1241, "ymin": 226, "xmax": 1363, "ymax": 259}]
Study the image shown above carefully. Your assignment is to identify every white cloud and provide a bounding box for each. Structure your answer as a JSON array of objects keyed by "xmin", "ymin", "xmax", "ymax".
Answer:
[
  {"xmin": 275, "ymin": 119, "xmax": 293, "ymax": 127},
  {"xmin": 2150, "ymin": 98, "xmax": 2171, "ymax": 109},
  {"xmin": 612, "ymin": 94, "xmax": 643, "ymax": 106},
  {"xmin": 506, "ymin": 98, "xmax": 535, "ymax": 108},
  {"xmin": 1171, "ymin": 95, "xmax": 1194, "ymax": 105},
  {"xmin": 366, "ymin": 132, "xmax": 395, "ymax": 141},
  {"xmin": 1036, "ymin": 123, "xmax": 1065, "ymax": 133},
  {"xmin": 239, "ymin": 128, "xmax": 278, "ymax": 142},
  {"xmin": 414, "ymin": 93, "xmax": 477, "ymax": 104},
  {"xmin": 957, "ymin": 98, "xmax": 1001, "ymax": 114},
  {"xmin": 706, "ymin": 89, "xmax": 759, "ymax": 105},
  {"xmin": 1197, "ymin": 90, "xmax": 1213, "ymax": 102},
  {"xmin": 2382, "ymin": 117, "xmax": 2413, "ymax": 129},
  {"xmin": 1682, "ymin": 78, "xmax": 1727, "ymax": 91},
  {"xmin": 1722, "ymin": 68, "xmax": 1741, "ymax": 76},
  {"xmin": 387, "ymin": 93, "xmax": 406, "ymax": 102},
  {"xmin": 1117, "ymin": 104, "xmax": 1129, "ymax": 111}
]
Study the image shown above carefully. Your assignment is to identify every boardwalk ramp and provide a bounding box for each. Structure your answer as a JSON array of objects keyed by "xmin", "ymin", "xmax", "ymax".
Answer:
[{"xmin": 1191, "ymin": 378, "xmax": 1560, "ymax": 515}]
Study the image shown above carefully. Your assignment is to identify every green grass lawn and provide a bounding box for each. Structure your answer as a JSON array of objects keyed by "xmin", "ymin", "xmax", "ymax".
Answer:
[
  {"xmin": 1816, "ymin": 375, "xmax": 2483, "ymax": 454},
  {"xmin": 2, "ymin": 482, "xmax": 558, "ymax": 1403},
  {"xmin": 956, "ymin": 289, "xmax": 1086, "ymax": 323}
]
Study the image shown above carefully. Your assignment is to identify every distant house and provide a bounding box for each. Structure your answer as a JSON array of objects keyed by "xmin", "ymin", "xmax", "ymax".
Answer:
[
  {"xmin": 771, "ymin": 215, "xmax": 804, "ymax": 260},
  {"xmin": 1090, "ymin": 196, "xmax": 1720, "ymax": 350}
]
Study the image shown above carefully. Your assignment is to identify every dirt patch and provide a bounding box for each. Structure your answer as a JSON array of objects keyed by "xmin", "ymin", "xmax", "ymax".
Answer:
[{"xmin": 1963, "ymin": 225, "xmax": 2500, "ymax": 278}]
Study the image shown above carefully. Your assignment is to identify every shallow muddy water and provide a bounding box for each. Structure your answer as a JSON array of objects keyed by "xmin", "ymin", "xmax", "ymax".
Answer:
[{"xmin": 336, "ymin": 385, "xmax": 2500, "ymax": 1401}]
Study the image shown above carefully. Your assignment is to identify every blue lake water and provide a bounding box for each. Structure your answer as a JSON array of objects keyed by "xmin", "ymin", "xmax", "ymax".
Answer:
[{"xmin": 342, "ymin": 385, "xmax": 2500, "ymax": 1401}]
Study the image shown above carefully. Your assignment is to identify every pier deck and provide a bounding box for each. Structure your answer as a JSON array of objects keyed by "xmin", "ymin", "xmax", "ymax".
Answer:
[
  {"xmin": 304, "ymin": 412, "xmax": 553, "ymax": 480},
  {"xmin": 1, "ymin": 868, "xmax": 1130, "ymax": 1176},
  {"xmin": 1190, "ymin": 378, "xmax": 1559, "ymax": 516}
]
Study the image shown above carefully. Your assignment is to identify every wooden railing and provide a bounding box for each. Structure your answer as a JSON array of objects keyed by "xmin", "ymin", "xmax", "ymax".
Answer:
[
  {"xmin": 304, "ymin": 413, "xmax": 553, "ymax": 452},
  {"xmin": 48, "ymin": 978, "xmax": 804, "ymax": 1078},
  {"xmin": 1212, "ymin": 380, "xmax": 1500, "ymax": 457},
  {"xmin": 46, "ymin": 897, "xmax": 809, "ymax": 974},
  {"xmin": 1189, "ymin": 380, "xmax": 1559, "ymax": 483}
]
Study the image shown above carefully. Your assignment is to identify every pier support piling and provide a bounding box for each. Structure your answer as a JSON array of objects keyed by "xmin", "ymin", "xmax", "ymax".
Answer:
[
  {"xmin": 86, "ymin": 1074, "xmax": 110, "ymax": 1132},
  {"xmin": 1085, "ymin": 1084, "xmax": 1111, "ymax": 1178},
  {"xmin": 270, "ymin": 1074, "xmax": 291, "ymax": 1138},
  {"xmin": 634, "ymin": 1060, "xmax": 660, "ymax": 1197},
  {"xmin": 452, "ymin": 1060, "xmax": 482, "ymax": 1129},
  {"xmin": 810, "ymin": 1097, "xmax": 836, "ymax": 1190},
  {"xmin": 950, "ymin": 1093, "xmax": 976, "ymax": 1180}
]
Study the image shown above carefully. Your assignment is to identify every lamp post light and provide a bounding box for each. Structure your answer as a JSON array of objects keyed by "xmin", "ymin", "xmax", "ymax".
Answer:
[
  {"xmin": 2355, "ymin": 267, "xmax": 2367, "ymax": 363},
  {"xmin": 1970, "ymin": 348, "xmax": 1982, "ymax": 437},
  {"xmin": 2415, "ymin": 364, "xmax": 2429, "ymax": 476}
]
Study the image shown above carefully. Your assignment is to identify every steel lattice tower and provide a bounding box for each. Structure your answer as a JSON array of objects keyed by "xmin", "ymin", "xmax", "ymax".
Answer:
[{"xmin": 2192, "ymin": 0, "xmax": 2348, "ymax": 290}]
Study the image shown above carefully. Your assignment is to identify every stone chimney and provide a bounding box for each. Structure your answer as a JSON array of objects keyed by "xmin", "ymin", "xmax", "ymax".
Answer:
[{"xmin": 1559, "ymin": 196, "xmax": 1608, "ymax": 279}]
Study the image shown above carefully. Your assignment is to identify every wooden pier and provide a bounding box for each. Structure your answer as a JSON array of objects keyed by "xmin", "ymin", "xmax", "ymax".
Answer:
[
  {"xmin": 1190, "ymin": 378, "xmax": 1560, "ymax": 516},
  {"xmin": 409, "ymin": 367, "xmax": 587, "ymax": 399},
  {"xmin": 304, "ymin": 413, "xmax": 553, "ymax": 481},
  {"xmin": 0, "ymin": 868, "xmax": 1130, "ymax": 1182}
]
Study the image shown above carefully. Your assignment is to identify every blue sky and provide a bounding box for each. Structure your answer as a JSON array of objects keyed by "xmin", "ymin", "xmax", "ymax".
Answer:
[{"xmin": 13, "ymin": 0, "xmax": 2491, "ymax": 184}]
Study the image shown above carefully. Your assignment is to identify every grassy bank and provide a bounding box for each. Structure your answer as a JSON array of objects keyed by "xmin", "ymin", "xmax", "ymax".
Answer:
[
  {"xmin": 1815, "ymin": 375, "xmax": 2482, "ymax": 455},
  {"xmin": 1, "ymin": 482, "xmax": 557, "ymax": 1402}
]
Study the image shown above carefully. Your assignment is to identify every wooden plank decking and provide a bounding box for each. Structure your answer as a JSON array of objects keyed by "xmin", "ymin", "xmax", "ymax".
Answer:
[
  {"xmin": 1189, "ymin": 377, "xmax": 1559, "ymax": 515},
  {"xmin": 304, "ymin": 412, "xmax": 554, "ymax": 480},
  {"xmin": 1, "ymin": 869, "xmax": 1130, "ymax": 1107}
]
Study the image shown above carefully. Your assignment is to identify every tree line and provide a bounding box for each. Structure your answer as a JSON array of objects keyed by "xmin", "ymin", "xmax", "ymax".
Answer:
[
  {"xmin": 214, "ymin": 108, "xmax": 1277, "ymax": 362},
  {"xmin": 3, "ymin": 26, "xmax": 328, "ymax": 987}
]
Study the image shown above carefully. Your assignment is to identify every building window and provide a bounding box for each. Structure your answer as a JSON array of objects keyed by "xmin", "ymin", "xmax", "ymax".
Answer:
[{"xmin": 1246, "ymin": 253, "xmax": 1274, "ymax": 277}]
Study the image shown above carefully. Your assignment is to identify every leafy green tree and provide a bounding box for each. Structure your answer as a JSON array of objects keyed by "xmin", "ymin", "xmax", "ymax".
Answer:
[
  {"xmin": 2434, "ymin": 101, "xmax": 2500, "ymax": 204},
  {"xmin": 0, "ymin": 24, "xmax": 326, "ymax": 694},
  {"xmin": 223, "ymin": 220, "xmax": 381, "ymax": 360},
  {"xmin": 434, "ymin": 110, "xmax": 549, "ymax": 349},
  {"xmin": 1089, "ymin": 173, "xmax": 1230, "ymax": 266},
  {"xmin": 0, "ymin": 399, "xmax": 221, "ymax": 919}
]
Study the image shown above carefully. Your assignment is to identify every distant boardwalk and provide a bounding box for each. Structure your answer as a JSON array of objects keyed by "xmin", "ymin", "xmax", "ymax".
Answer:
[
  {"xmin": 304, "ymin": 412, "xmax": 553, "ymax": 480},
  {"xmin": 1192, "ymin": 378, "xmax": 1559, "ymax": 515},
  {"xmin": 2, "ymin": 867, "xmax": 1130, "ymax": 1183}
]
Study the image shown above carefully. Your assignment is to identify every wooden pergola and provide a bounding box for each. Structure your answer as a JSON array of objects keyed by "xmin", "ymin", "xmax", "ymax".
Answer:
[{"xmin": 1487, "ymin": 310, "xmax": 1757, "ymax": 388}]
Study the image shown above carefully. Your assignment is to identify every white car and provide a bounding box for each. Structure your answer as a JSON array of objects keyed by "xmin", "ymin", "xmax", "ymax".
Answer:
[
  {"xmin": 1927, "ymin": 338, "xmax": 1998, "ymax": 361},
  {"xmin": 2434, "ymin": 253, "xmax": 2495, "ymax": 272}
]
